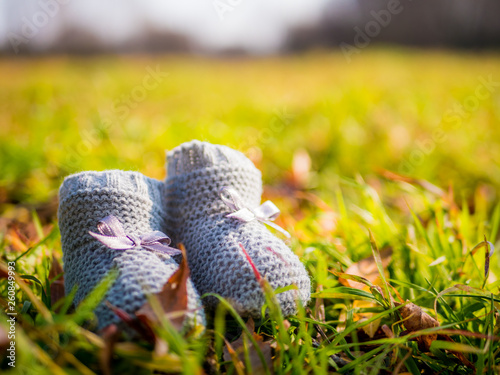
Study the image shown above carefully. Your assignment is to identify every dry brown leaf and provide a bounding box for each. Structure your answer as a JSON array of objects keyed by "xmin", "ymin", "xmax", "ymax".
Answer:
[
  {"xmin": 5, "ymin": 227, "xmax": 29, "ymax": 252},
  {"xmin": 354, "ymin": 300, "xmax": 383, "ymax": 338},
  {"xmin": 335, "ymin": 249, "xmax": 392, "ymax": 338},
  {"xmin": 397, "ymin": 301, "xmax": 439, "ymax": 351},
  {"xmin": 223, "ymin": 317, "xmax": 274, "ymax": 375},
  {"xmin": 223, "ymin": 338, "xmax": 246, "ymax": 375},
  {"xmin": 316, "ymin": 211, "xmax": 338, "ymax": 238},
  {"xmin": 136, "ymin": 251, "xmax": 190, "ymax": 332},
  {"xmin": 49, "ymin": 256, "xmax": 65, "ymax": 312},
  {"xmin": 0, "ymin": 324, "xmax": 9, "ymax": 357},
  {"xmin": 378, "ymin": 169, "xmax": 445, "ymax": 197},
  {"xmin": 339, "ymin": 248, "xmax": 392, "ymax": 290},
  {"xmin": 0, "ymin": 264, "xmax": 9, "ymax": 279},
  {"xmin": 248, "ymin": 332, "xmax": 273, "ymax": 375},
  {"xmin": 398, "ymin": 301, "xmax": 439, "ymax": 332},
  {"xmin": 105, "ymin": 251, "xmax": 190, "ymax": 352},
  {"xmin": 289, "ymin": 149, "xmax": 311, "ymax": 188},
  {"xmin": 105, "ymin": 301, "xmax": 155, "ymax": 342},
  {"xmin": 99, "ymin": 324, "xmax": 120, "ymax": 375}
]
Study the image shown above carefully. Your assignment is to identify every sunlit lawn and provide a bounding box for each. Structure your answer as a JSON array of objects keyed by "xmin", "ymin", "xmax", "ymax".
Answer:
[{"xmin": 1, "ymin": 49, "xmax": 500, "ymax": 374}]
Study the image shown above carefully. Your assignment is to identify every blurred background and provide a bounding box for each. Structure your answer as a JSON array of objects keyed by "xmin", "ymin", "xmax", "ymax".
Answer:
[
  {"xmin": 1, "ymin": 0, "xmax": 500, "ymax": 54},
  {"xmin": 1, "ymin": 0, "xmax": 500, "ymax": 225}
]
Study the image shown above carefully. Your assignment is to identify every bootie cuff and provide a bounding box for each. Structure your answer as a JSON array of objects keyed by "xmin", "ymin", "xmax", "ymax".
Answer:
[
  {"xmin": 59, "ymin": 170, "xmax": 161, "ymax": 205},
  {"xmin": 58, "ymin": 170, "xmax": 166, "ymax": 251},
  {"xmin": 166, "ymin": 140, "xmax": 259, "ymax": 178}
]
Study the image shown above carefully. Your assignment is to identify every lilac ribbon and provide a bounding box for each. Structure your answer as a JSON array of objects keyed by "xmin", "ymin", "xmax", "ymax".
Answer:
[
  {"xmin": 88, "ymin": 215, "xmax": 182, "ymax": 256},
  {"xmin": 219, "ymin": 187, "xmax": 291, "ymax": 238}
]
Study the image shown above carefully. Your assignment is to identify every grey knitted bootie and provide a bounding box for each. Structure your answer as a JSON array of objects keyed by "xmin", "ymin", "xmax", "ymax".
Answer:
[
  {"xmin": 165, "ymin": 141, "xmax": 311, "ymax": 317},
  {"xmin": 58, "ymin": 170, "xmax": 204, "ymax": 331}
]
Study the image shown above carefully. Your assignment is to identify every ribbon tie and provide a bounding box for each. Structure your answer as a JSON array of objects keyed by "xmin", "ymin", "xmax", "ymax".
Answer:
[
  {"xmin": 219, "ymin": 187, "xmax": 291, "ymax": 238},
  {"xmin": 89, "ymin": 215, "xmax": 182, "ymax": 256}
]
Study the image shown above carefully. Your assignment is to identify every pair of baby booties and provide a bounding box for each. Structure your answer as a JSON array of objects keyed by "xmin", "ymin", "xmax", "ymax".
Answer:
[{"xmin": 58, "ymin": 140, "xmax": 311, "ymax": 330}]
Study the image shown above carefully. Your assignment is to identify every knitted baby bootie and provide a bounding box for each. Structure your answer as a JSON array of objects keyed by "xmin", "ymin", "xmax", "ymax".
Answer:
[
  {"xmin": 165, "ymin": 141, "xmax": 311, "ymax": 317},
  {"xmin": 58, "ymin": 170, "xmax": 204, "ymax": 331}
]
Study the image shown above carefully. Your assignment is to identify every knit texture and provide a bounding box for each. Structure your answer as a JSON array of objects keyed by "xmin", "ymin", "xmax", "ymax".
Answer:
[
  {"xmin": 165, "ymin": 141, "xmax": 311, "ymax": 317},
  {"xmin": 58, "ymin": 170, "xmax": 204, "ymax": 331}
]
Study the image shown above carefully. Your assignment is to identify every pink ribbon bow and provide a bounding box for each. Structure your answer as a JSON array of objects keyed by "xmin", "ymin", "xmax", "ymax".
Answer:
[
  {"xmin": 219, "ymin": 187, "xmax": 291, "ymax": 238},
  {"xmin": 89, "ymin": 215, "xmax": 182, "ymax": 256}
]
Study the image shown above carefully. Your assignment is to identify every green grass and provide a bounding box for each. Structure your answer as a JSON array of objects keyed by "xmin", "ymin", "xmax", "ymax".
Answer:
[{"xmin": 1, "ymin": 49, "xmax": 500, "ymax": 374}]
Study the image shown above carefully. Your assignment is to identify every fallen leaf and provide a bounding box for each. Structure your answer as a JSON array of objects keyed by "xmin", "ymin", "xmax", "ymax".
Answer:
[
  {"xmin": 99, "ymin": 324, "xmax": 120, "ymax": 375},
  {"xmin": 333, "ymin": 248, "xmax": 392, "ymax": 338},
  {"xmin": 0, "ymin": 324, "xmax": 9, "ymax": 357},
  {"xmin": 337, "ymin": 248, "xmax": 392, "ymax": 290},
  {"xmin": 223, "ymin": 317, "xmax": 273, "ymax": 375},
  {"xmin": 397, "ymin": 301, "xmax": 439, "ymax": 351},
  {"xmin": 136, "ymin": 250, "xmax": 190, "ymax": 332},
  {"xmin": 49, "ymin": 256, "xmax": 65, "ymax": 312},
  {"xmin": 0, "ymin": 264, "xmax": 8, "ymax": 279},
  {"xmin": 5, "ymin": 227, "xmax": 29, "ymax": 252},
  {"xmin": 289, "ymin": 148, "xmax": 311, "ymax": 188},
  {"xmin": 105, "ymin": 251, "xmax": 191, "ymax": 352},
  {"xmin": 357, "ymin": 301, "xmax": 383, "ymax": 338},
  {"xmin": 223, "ymin": 338, "xmax": 246, "ymax": 375},
  {"xmin": 105, "ymin": 301, "xmax": 154, "ymax": 342},
  {"xmin": 378, "ymin": 169, "xmax": 445, "ymax": 197}
]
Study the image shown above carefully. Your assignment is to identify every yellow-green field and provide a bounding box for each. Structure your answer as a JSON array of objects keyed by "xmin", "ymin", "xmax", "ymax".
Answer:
[{"xmin": 1, "ymin": 49, "xmax": 500, "ymax": 374}]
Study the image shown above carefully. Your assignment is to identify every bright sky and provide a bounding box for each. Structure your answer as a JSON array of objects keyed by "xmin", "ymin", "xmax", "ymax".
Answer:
[{"xmin": 0, "ymin": 0, "xmax": 338, "ymax": 53}]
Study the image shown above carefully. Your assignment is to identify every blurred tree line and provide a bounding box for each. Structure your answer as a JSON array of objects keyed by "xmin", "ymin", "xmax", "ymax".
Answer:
[
  {"xmin": 286, "ymin": 0, "xmax": 500, "ymax": 51},
  {"xmin": 2, "ymin": 0, "xmax": 499, "ymax": 55}
]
